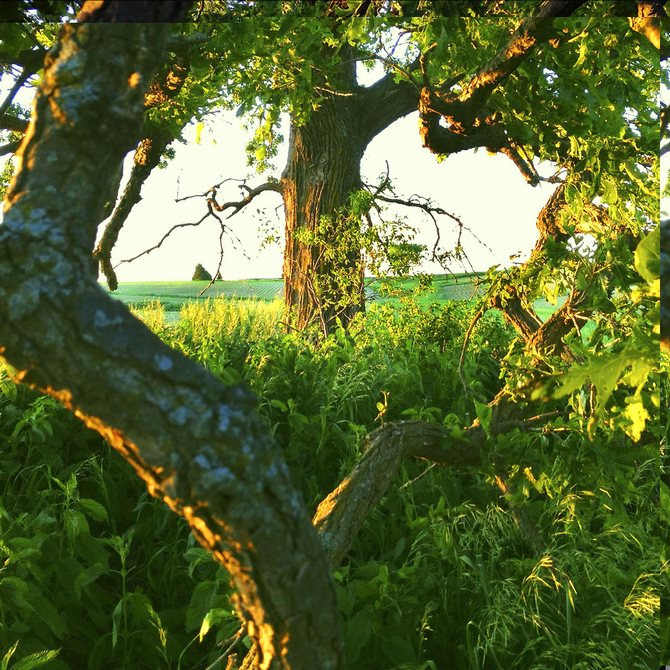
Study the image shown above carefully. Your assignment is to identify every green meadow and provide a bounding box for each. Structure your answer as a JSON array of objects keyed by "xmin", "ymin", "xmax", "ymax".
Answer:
[{"xmin": 103, "ymin": 273, "xmax": 557, "ymax": 322}]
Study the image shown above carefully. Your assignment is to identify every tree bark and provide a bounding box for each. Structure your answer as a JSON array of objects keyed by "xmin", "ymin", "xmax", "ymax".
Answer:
[
  {"xmin": 281, "ymin": 67, "xmax": 419, "ymax": 334},
  {"xmin": 94, "ymin": 128, "xmax": 173, "ymax": 289},
  {"xmin": 94, "ymin": 53, "xmax": 191, "ymax": 289},
  {"xmin": 281, "ymin": 98, "xmax": 367, "ymax": 334},
  {"xmin": 0, "ymin": 8, "xmax": 343, "ymax": 669}
]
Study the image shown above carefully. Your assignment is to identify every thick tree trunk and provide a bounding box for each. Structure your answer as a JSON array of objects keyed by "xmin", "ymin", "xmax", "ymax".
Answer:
[
  {"xmin": 279, "ymin": 48, "xmax": 419, "ymax": 335},
  {"xmin": 0, "ymin": 10, "xmax": 343, "ymax": 669},
  {"xmin": 281, "ymin": 99, "xmax": 367, "ymax": 335}
]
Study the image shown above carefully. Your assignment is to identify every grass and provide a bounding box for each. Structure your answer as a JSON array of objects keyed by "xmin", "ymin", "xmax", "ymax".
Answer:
[
  {"xmin": 0, "ymin": 295, "xmax": 658, "ymax": 669},
  {"xmin": 104, "ymin": 273, "xmax": 560, "ymax": 324}
]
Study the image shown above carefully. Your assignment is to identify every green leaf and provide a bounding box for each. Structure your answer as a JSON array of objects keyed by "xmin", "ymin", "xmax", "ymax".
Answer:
[
  {"xmin": 344, "ymin": 608, "xmax": 373, "ymax": 663},
  {"xmin": 198, "ymin": 608, "xmax": 230, "ymax": 642},
  {"xmin": 74, "ymin": 562, "xmax": 108, "ymax": 602},
  {"xmin": 474, "ymin": 400, "xmax": 492, "ymax": 436},
  {"xmin": 1, "ymin": 641, "xmax": 19, "ymax": 670},
  {"xmin": 64, "ymin": 510, "xmax": 89, "ymax": 543},
  {"xmin": 78, "ymin": 498, "xmax": 108, "ymax": 523},
  {"xmin": 11, "ymin": 649, "xmax": 60, "ymax": 670},
  {"xmin": 194, "ymin": 121, "xmax": 204, "ymax": 145},
  {"xmin": 621, "ymin": 396, "xmax": 649, "ymax": 442},
  {"xmin": 634, "ymin": 226, "xmax": 659, "ymax": 284}
]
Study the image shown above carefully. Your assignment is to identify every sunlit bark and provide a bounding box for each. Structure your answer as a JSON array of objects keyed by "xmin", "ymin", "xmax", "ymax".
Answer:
[{"xmin": 0, "ymin": 5, "xmax": 343, "ymax": 668}]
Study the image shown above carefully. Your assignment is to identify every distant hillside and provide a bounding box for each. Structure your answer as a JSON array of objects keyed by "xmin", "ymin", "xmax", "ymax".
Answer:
[{"xmin": 103, "ymin": 274, "xmax": 487, "ymax": 312}]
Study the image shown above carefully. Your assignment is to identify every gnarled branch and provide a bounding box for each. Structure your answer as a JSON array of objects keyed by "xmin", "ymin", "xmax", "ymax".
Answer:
[
  {"xmin": 0, "ymin": 7, "xmax": 343, "ymax": 668},
  {"xmin": 418, "ymin": 0, "xmax": 587, "ymax": 183}
]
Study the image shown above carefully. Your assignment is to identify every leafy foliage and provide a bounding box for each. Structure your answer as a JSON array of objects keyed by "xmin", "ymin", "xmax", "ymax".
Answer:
[{"xmin": 0, "ymin": 292, "xmax": 658, "ymax": 668}]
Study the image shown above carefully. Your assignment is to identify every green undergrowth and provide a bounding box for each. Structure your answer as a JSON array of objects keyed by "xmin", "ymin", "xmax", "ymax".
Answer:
[{"xmin": 0, "ymin": 298, "xmax": 660, "ymax": 669}]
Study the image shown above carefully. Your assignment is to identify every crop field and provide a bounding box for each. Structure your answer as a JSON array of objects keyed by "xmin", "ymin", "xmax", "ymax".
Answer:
[
  {"xmin": 103, "ymin": 273, "xmax": 558, "ymax": 321},
  {"xmin": 103, "ymin": 273, "xmax": 487, "ymax": 307},
  {"xmin": 104, "ymin": 279, "xmax": 283, "ymax": 311}
]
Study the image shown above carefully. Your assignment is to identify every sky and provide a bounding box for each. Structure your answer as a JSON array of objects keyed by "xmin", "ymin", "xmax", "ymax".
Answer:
[
  {"xmin": 1, "ymin": 63, "xmax": 558, "ymax": 283},
  {"xmin": 102, "ymin": 109, "xmax": 556, "ymax": 282}
]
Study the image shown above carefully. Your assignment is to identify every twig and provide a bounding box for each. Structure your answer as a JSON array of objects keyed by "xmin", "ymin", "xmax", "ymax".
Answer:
[
  {"xmin": 203, "ymin": 625, "xmax": 245, "ymax": 670},
  {"xmin": 198, "ymin": 223, "xmax": 226, "ymax": 297},
  {"xmin": 114, "ymin": 213, "xmax": 210, "ymax": 268},
  {"xmin": 0, "ymin": 67, "xmax": 31, "ymax": 120},
  {"xmin": 398, "ymin": 462, "xmax": 438, "ymax": 490},
  {"xmin": 175, "ymin": 177, "xmax": 246, "ymax": 203}
]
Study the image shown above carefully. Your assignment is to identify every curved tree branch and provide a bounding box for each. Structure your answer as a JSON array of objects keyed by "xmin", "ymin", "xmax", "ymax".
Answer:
[
  {"xmin": 95, "ymin": 52, "xmax": 193, "ymax": 289},
  {"xmin": 0, "ymin": 113, "xmax": 29, "ymax": 133},
  {"xmin": 313, "ymin": 420, "xmax": 482, "ymax": 567},
  {"xmin": 418, "ymin": 0, "xmax": 587, "ymax": 182},
  {"xmin": 94, "ymin": 129, "xmax": 173, "ymax": 289},
  {"xmin": 207, "ymin": 179, "xmax": 282, "ymax": 217},
  {"xmin": 0, "ymin": 6, "xmax": 343, "ymax": 669},
  {"xmin": 628, "ymin": 0, "xmax": 665, "ymax": 49}
]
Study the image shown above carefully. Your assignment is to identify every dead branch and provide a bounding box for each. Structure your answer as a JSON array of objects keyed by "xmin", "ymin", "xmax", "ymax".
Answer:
[
  {"xmin": 207, "ymin": 179, "xmax": 281, "ymax": 218},
  {"xmin": 113, "ymin": 179, "xmax": 280, "ymax": 289},
  {"xmin": 113, "ymin": 212, "xmax": 210, "ymax": 268}
]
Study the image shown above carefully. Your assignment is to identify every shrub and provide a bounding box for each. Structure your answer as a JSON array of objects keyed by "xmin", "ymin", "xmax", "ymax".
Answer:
[{"xmin": 192, "ymin": 263, "xmax": 212, "ymax": 281}]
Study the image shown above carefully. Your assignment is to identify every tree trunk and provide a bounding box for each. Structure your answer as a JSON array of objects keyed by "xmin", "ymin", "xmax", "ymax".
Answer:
[
  {"xmin": 279, "ymin": 45, "xmax": 419, "ymax": 335},
  {"xmin": 0, "ymin": 9, "xmax": 344, "ymax": 669},
  {"xmin": 281, "ymin": 97, "xmax": 367, "ymax": 335}
]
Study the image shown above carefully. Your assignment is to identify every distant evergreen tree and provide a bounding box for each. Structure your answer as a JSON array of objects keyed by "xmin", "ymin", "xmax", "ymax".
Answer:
[
  {"xmin": 192, "ymin": 263, "xmax": 212, "ymax": 281},
  {"xmin": 215, "ymin": 270, "xmax": 223, "ymax": 280}
]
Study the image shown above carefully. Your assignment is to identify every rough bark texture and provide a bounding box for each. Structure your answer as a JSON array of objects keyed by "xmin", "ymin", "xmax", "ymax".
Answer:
[
  {"xmin": 94, "ymin": 54, "xmax": 191, "ymax": 289},
  {"xmin": 628, "ymin": 0, "xmax": 665, "ymax": 48},
  {"xmin": 313, "ymin": 420, "xmax": 482, "ymax": 566},
  {"xmin": 94, "ymin": 128, "xmax": 173, "ymax": 289},
  {"xmin": 281, "ymin": 98, "xmax": 367, "ymax": 334},
  {"xmin": 281, "ymin": 58, "xmax": 418, "ymax": 334},
  {"xmin": 0, "ymin": 10, "xmax": 343, "ymax": 670}
]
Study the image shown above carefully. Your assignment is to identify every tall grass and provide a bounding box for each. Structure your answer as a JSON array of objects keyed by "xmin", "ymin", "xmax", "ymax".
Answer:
[{"xmin": 0, "ymin": 298, "xmax": 659, "ymax": 669}]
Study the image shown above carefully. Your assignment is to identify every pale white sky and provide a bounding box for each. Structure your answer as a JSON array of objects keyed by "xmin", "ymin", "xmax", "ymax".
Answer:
[
  {"xmin": 2, "ymin": 64, "xmax": 557, "ymax": 282},
  {"xmin": 104, "ymin": 109, "xmax": 555, "ymax": 282}
]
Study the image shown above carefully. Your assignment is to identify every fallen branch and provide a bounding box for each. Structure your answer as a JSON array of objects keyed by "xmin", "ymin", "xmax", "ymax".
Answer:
[{"xmin": 313, "ymin": 420, "xmax": 481, "ymax": 567}]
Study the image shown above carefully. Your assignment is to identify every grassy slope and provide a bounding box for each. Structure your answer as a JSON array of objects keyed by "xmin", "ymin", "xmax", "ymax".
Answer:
[{"xmin": 103, "ymin": 273, "xmax": 557, "ymax": 320}]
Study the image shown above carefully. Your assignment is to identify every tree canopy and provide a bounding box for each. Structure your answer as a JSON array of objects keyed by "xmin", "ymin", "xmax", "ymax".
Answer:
[{"xmin": 0, "ymin": 1, "xmax": 664, "ymax": 668}]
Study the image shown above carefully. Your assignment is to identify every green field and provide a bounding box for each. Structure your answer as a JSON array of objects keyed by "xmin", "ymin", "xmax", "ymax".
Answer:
[
  {"xmin": 103, "ymin": 273, "xmax": 558, "ymax": 321},
  {"xmin": 102, "ymin": 273, "xmax": 487, "ymax": 307},
  {"xmin": 103, "ymin": 279, "xmax": 283, "ymax": 311}
]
